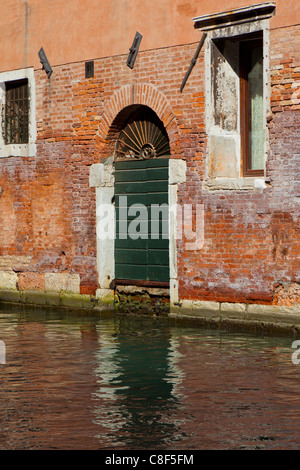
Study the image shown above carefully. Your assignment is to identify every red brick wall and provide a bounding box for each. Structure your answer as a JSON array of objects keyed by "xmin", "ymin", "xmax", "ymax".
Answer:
[
  {"xmin": 0, "ymin": 25, "xmax": 299, "ymax": 304},
  {"xmin": 177, "ymin": 25, "xmax": 300, "ymax": 305}
]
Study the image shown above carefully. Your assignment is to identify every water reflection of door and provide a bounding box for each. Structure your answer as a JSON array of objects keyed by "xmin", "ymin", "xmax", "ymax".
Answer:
[{"xmin": 94, "ymin": 319, "xmax": 181, "ymax": 449}]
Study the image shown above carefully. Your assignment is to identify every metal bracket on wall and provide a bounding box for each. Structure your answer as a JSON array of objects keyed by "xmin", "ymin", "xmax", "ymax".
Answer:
[
  {"xmin": 180, "ymin": 32, "xmax": 207, "ymax": 92},
  {"xmin": 38, "ymin": 47, "xmax": 53, "ymax": 78},
  {"xmin": 127, "ymin": 32, "xmax": 143, "ymax": 69}
]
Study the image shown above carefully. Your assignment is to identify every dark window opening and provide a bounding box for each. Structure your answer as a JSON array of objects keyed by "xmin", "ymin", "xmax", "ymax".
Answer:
[
  {"xmin": 5, "ymin": 79, "xmax": 29, "ymax": 145},
  {"xmin": 240, "ymin": 38, "xmax": 264, "ymax": 176},
  {"xmin": 85, "ymin": 61, "xmax": 94, "ymax": 79}
]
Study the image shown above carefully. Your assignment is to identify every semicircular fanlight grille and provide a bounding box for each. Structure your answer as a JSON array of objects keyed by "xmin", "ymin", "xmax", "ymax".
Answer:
[{"xmin": 115, "ymin": 108, "xmax": 170, "ymax": 160}]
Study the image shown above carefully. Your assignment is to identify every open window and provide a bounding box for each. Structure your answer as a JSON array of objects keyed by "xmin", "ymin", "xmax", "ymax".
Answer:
[
  {"xmin": 193, "ymin": 2, "xmax": 275, "ymax": 189},
  {"xmin": 240, "ymin": 38, "xmax": 264, "ymax": 176}
]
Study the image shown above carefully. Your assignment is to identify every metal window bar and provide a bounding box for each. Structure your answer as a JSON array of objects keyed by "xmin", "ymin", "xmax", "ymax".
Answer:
[{"xmin": 5, "ymin": 79, "xmax": 29, "ymax": 144}]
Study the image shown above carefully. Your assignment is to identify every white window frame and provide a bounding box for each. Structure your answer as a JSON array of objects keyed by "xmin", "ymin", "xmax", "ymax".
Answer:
[
  {"xmin": 193, "ymin": 2, "xmax": 275, "ymax": 190},
  {"xmin": 0, "ymin": 67, "xmax": 36, "ymax": 158}
]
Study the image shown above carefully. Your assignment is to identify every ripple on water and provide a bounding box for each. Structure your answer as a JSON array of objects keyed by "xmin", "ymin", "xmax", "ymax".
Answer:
[{"xmin": 0, "ymin": 310, "xmax": 299, "ymax": 450}]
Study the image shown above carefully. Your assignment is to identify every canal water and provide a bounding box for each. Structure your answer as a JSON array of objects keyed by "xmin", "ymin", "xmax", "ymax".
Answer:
[{"xmin": 1, "ymin": 307, "xmax": 300, "ymax": 450}]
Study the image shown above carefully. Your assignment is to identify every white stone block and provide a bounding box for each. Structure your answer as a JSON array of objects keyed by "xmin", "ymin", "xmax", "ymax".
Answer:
[
  {"xmin": 169, "ymin": 159, "xmax": 187, "ymax": 185},
  {"xmin": 0, "ymin": 271, "xmax": 18, "ymax": 289},
  {"xmin": 89, "ymin": 163, "xmax": 114, "ymax": 188},
  {"xmin": 45, "ymin": 273, "xmax": 80, "ymax": 293}
]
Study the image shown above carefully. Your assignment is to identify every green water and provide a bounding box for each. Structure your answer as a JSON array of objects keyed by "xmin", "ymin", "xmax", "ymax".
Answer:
[{"xmin": 0, "ymin": 308, "xmax": 300, "ymax": 450}]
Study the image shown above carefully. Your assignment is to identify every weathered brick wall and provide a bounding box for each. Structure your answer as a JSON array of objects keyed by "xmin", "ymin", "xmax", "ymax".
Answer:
[
  {"xmin": 177, "ymin": 24, "xmax": 300, "ymax": 305},
  {"xmin": 0, "ymin": 25, "xmax": 299, "ymax": 304},
  {"xmin": 0, "ymin": 43, "xmax": 204, "ymax": 295}
]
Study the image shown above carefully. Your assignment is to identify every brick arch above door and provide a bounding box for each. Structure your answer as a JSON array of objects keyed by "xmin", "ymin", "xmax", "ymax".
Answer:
[{"xmin": 94, "ymin": 83, "xmax": 182, "ymax": 161}]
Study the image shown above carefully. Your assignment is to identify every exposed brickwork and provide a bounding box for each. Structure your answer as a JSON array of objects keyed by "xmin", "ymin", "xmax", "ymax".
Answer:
[
  {"xmin": 0, "ymin": 24, "xmax": 299, "ymax": 306},
  {"xmin": 176, "ymin": 25, "xmax": 300, "ymax": 305},
  {"xmin": 0, "ymin": 255, "xmax": 32, "ymax": 271},
  {"xmin": 95, "ymin": 83, "xmax": 182, "ymax": 160},
  {"xmin": 274, "ymin": 282, "xmax": 300, "ymax": 306},
  {"xmin": 18, "ymin": 272, "xmax": 45, "ymax": 291},
  {"xmin": 270, "ymin": 26, "xmax": 300, "ymax": 113}
]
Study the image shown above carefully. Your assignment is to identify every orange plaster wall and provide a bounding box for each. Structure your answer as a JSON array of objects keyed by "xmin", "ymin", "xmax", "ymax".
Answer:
[{"xmin": 0, "ymin": 0, "xmax": 299, "ymax": 72}]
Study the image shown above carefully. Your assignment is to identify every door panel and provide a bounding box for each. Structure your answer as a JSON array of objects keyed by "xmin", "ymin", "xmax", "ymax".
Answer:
[{"xmin": 115, "ymin": 158, "xmax": 169, "ymax": 283}]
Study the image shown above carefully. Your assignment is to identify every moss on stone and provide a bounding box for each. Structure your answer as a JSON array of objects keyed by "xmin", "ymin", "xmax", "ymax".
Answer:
[
  {"xmin": 60, "ymin": 292, "xmax": 93, "ymax": 309},
  {"xmin": 20, "ymin": 290, "xmax": 48, "ymax": 305},
  {"xmin": 0, "ymin": 289, "xmax": 21, "ymax": 303}
]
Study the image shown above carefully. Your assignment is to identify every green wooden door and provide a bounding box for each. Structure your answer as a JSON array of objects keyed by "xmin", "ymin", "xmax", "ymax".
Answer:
[{"xmin": 115, "ymin": 158, "xmax": 169, "ymax": 283}]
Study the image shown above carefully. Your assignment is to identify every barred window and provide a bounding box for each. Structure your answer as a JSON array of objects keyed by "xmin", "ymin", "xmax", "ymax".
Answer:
[{"xmin": 5, "ymin": 79, "xmax": 29, "ymax": 145}]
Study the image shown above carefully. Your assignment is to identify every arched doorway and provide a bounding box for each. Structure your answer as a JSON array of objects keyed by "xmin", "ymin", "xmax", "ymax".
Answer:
[{"xmin": 114, "ymin": 106, "xmax": 170, "ymax": 286}]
